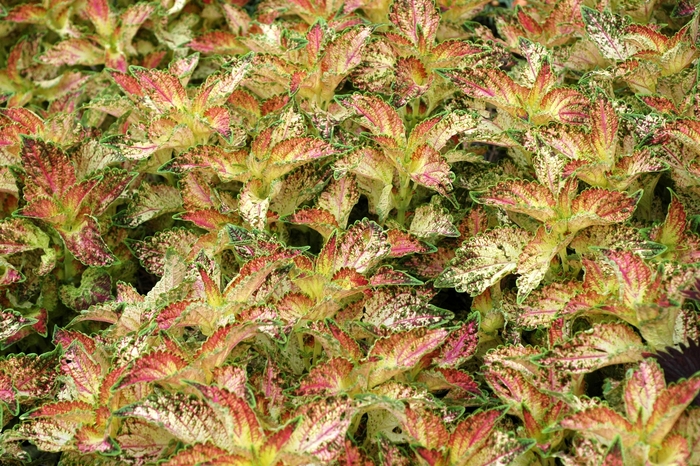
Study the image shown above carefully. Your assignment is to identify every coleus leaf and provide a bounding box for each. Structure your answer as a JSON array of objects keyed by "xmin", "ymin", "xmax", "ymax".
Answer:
[
  {"xmin": 344, "ymin": 94, "xmax": 406, "ymax": 144},
  {"xmin": 386, "ymin": 228, "xmax": 434, "ymax": 257},
  {"xmin": 298, "ymin": 358, "xmax": 356, "ymax": 396},
  {"xmin": 443, "ymin": 62, "xmax": 588, "ymax": 125},
  {"xmin": 19, "ymin": 137, "xmax": 76, "ymax": 201},
  {"xmin": 317, "ymin": 174, "xmax": 360, "ymax": 229},
  {"xmin": 38, "ymin": 39, "xmax": 104, "ymax": 67},
  {"xmin": 647, "ymin": 192, "xmax": 700, "ymax": 263},
  {"xmin": 115, "ymin": 350, "xmax": 189, "ymax": 389},
  {"xmin": 364, "ymin": 327, "xmax": 449, "ymax": 387},
  {"xmin": 0, "ymin": 217, "xmax": 52, "ymax": 255},
  {"xmin": 580, "ymin": 7, "xmax": 634, "ymax": 61},
  {"xmin": 409, "ymin": 200, "xmax": 459, "ymax": 239},
  {"xmin": 389, "ymin": 0, "xmax": 440, "ymax": 54},
  {"xmin": 317, "ymin": 219, "xmax": 391, "ymax": 276},
  {"xmin": 407, "ymin": 144, "xmax": 455, "ymax": 197},
  {"xmin": 284, "ymin": 397, "xmax": 355, "ymax": 462},
  {"xmin": 159, "ymin": 442, "xmax": 245, "ymax": 466},
  {"xmin": 10, "ymin": 401, "xmax": 96, "ymax": 452},
  {"xmin": 190, "ymin": 383, "xmax": 264, "ymax": 451},
  {"xmin": 284, "ymin": 207, "xmax": 340, "ymax": 239},
  {"xmin": 0, "ymin": 310, "xmax": 37, "ymax": 345},
  {"xmin": 116, "ymin": 391, "xmax": 234, "ymax": 449},
  {"xmin": 431, "ymin": 319, "xmax": 479, "ymax": 368},
  {"xmin": 361, "ymin": 287, "xmax": 453, "ymax": 332},
  {"xmin": 449, "ymin": 409, "xmax": 529, "ymax": 465},
  {"xmin": 59, "ymin": 268, "xmax": 112, "ymax": 311},
  {"xmin": 560, "ymin": 359, "xmax": 700, "ymax": 462},
  {"xmin": 128, "ymin": 228, "xmax": 201, "ymax": 276},
  {"xmin": 60, "ymin": 340, "xmax": 105, "ymax": 404},
  {"xmin": 538, "ymin": 323, "xmax": 646, "ymax": 373},
  {"xmin": 115, "ymin": 182, "xmax": 183, "ymax": 228},
  {"xmin": 472, "ymin": 180, "xmax": 556, "ymax": 223},
  {"xmin": 435, "ymin": 227, "xmax": 531, "ymax": 296}
]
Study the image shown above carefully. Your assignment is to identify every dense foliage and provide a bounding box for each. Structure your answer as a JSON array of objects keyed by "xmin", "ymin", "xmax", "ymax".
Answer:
[{"xmin": 0, "ymin": 0, "xmax": 699, "ymax": 464}]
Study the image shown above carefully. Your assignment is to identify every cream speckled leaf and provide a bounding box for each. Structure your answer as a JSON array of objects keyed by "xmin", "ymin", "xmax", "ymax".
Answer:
[
  {"xmin": 20, "ymin": 138, "xmax": 76, "ymax": 201},
  {"xmin": 239, "ymin": 179, "xmax": 276, "ymax": 230},
  {"xmin": 59, "ymin": 216, "xmax": 116, "ymax": 267},
  {"xmin": 448, "ymin": 409, "xmax": 505, "ymax": 464},
  {"xmin": 116, "ymin": 391, "xmax": 230, "ymax": 448},
  {"xmin": 624, "ymin": 359, "xmax": 666, "ymax": 426},
  {"xmin": 116, "ymin": 182, "xmax": 182, "ymax": 228},
  {"xmin": 38, "ymin": 39, "xmax": 103, "ymax": 67},
  {"xmin": 298, "ymin": 358, "xmax": 355, "ymax": 395},
  {"xmin": 128, "ymin": 228, "xmax": 200, "ymax": 276},
  {"xmin": 157, "ymin": 441, "xmax": 244, "ymax": 466},
  {"xmin": 192, "ymin": 383, "xmax": 264, "ymax": 451},
  {"xmin": 116, "ymin": 350, "xmax": 188, "ymax": 388},
  {"xmin": 164, "ymin": 145, "xmax": 249, "ymax": 182},
  {"xmin": 581, "ymin": 7, "xmax": 634, "ymax": 61},
  {"xmin": 435, "ymin": 227, "xmax": 531, "ymax": 296},
  {"xmin": 321, "ymin": 26, "xmax": 373, "ymax": 75},
  {"xmin": 318, "ymin": 174, "xmax": 360, "ymax": 229},
  {"xmin": 362, "ymin": 287, "xmax": 453, "ymax": 331},
  {"xmin": 60, "ymin": 341, "xmax": 104, "ymax": 403},
  {"xmin": 516, "ymin": 225, "xmax": 573, "ymax": 303},
  {"xmin": 0, "ymin": 309, "xmax": 36, "ymax": 343},
  {"xmin": 409, "ymin": 201, "xmax": 459, "ymax": 239},
  {"xmin": 407, "ymin": 144, "xmax": 454, "ymax": 196},
  {"xmin": 327, "ymin": 219, "xmax": 391, "ymax": 274},
  {"xmin": 442, "ymin": 67, "xmax": 527, "ymax": 117},
  {"xmin": 568, "ymin": 188, "xmax": 640, "ymax": 232}
]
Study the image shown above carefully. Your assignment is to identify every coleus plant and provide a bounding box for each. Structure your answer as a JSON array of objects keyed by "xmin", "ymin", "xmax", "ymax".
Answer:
[
  {"xmin": 37, "ymin": 0, "xmax": 155, "ymax": 72},
  {"xmin": 335, "ymin": 94, "xmax": 480, "ymax": 227},
  {"xmin": 351, "ymin": 0, "xmax": 487, "ymax": 110},
  {"xmin": 0, "ymin": 0, "xmax": 699, "ymax": 464}
]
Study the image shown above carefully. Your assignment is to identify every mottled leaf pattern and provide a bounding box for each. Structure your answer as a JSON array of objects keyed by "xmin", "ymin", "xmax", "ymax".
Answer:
[
  {"xmin": 0, "ymin": 2, "xmax": 698, "ymax": 464},
  {"xmin": 435, "ymin": 228, "xmax": 531, "ymax": 295},
  {"xmin": 539, "ymin": 323, "xmax": 646, "ymax": 373}
]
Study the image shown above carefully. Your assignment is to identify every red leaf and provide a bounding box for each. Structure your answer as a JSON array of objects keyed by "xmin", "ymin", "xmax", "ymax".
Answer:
[
  {"xmin": 20, "ymin": 138, "xmax": 76, "ymax": 201},
  {"xmin": 117, "ymin": 351, "xmax": 188, "ymax": 388},
  {"xmin": 130, "ymin": 68, "xmax": 189, "ymax": 113}
]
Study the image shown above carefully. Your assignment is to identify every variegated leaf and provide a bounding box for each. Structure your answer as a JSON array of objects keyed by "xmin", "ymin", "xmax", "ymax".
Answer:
[
  {"xmin": 539, "ymin": 323, "xmax": 646, "ymax": 373},
  {"xmin": 435, "ymin": 227, "xmax": 531, "ymax": 295},
  {"xmin": 116, "ymin": 391, "xmax": 230, "ymax": 449},
  {"xmin": 317, "ymin": 174, "xmax": 360, "ymax": 229},
  {"xmin": 472, "ymin": 180, "xmax": 556, "ymax": 223},
  {"xmin": 366, "ymin": 328, "xmax": 449, "ymax": 387},
  {"xmin": 389, "ymin": 0, "xmax": 440, "ymax": 52},
  {"xmin": 285, "ymin": 398, "xmax": 355, "ymax": 462},
  {"xmin": 409, "ymin": 201, "xmax": 459, "ymax": 239}
]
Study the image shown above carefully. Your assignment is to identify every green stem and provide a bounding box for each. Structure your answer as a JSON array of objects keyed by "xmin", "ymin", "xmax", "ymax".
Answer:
[
  {"xmin": 63, "ymin": 248, "xmax": 77, "ymax": 284},
  {"xmin": 396, "ymin": 176, "xmax": 413, "ymax": 227},
  {"xmin": 559, "ymin": 248, "xmax": 569, "ymax": 274},
  {"xmin": 411, "ymin": 98, "xmax": 420, "ymax": 119},
  {"xmin": 312, "ymin": 339, "xmax": 322, "ymax": 365}
]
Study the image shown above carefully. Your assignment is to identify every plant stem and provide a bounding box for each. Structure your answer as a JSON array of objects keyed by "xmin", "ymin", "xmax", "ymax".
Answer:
[
  {"xmin": 396, "ymin": 176, "xmax": 413, "ymax": 227},
  {"xmin": 559, "ymin": 248, "xmax": 569, "ymax": 274},
  {"xmin": 64, "ymin": 248, "xmax": 77, "ymax": 284}
]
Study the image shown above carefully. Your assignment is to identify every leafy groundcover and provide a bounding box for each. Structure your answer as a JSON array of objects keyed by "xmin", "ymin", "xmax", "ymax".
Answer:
[{"xmin": 0, "ymin": 0, "xmax": 700, "ymax": 464}]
